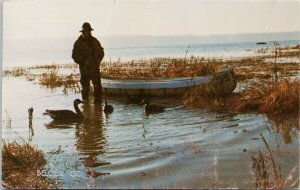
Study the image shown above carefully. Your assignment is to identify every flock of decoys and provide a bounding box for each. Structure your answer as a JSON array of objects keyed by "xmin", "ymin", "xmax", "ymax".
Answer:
[{"xmin": 43, "ymin": 98, "xmax": 166, "ymax": 121}]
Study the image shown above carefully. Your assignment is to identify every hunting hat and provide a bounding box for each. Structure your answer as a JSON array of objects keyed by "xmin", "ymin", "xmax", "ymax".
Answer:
[{"xmin": 80, "ymin": 22, "xmax": 94, "ymax": 32}]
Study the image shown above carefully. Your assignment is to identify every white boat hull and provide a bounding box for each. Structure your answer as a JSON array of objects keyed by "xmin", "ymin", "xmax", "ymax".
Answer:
[{"xmin": 101, "ymin": 68, "xmax": 236, "ymax": 97}]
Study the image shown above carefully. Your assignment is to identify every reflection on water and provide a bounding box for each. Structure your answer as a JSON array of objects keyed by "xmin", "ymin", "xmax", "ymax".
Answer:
[
  {"xmin": 75, "ymin": 102, "xmax": 110, "ymax": 169},
  {"xmin": 42, "ymin": 100, "xmax": 111, "ymax": 179},
  {"xmin": 44, "ymin": 120, "xmax": 78, "ymax": 129},
  {"xmin": 269, "ymin": 115, "xmax": 299, "ymax": 146},
  {"xmin": 28, "ymin": 108, "xmax": 34, "ymax": 141}
]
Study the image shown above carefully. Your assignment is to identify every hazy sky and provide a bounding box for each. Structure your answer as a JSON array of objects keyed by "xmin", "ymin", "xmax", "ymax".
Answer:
[{"xmin": 3, "ymin": 0, "xmax": 300, "ymax": 39}]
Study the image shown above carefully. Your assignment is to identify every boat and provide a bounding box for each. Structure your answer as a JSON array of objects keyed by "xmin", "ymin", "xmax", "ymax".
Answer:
[
  {"xmin": 256, "ymin": 42, "xmax": 267, "ymax": 45},
  {"xmin": 101, "ymin": 67, "xmax": 237, "ymax": 97}
]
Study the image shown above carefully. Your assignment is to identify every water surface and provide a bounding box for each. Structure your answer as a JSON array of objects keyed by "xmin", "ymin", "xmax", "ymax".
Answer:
[{"xmin": 2, "ymin": 76, "xmax": 299, "ymax": 188}]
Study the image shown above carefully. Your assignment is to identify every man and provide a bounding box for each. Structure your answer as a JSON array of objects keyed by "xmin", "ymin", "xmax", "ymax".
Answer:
[{"xmin": 72, "ymin": 22, "xmax": 104, "ymax": 103}]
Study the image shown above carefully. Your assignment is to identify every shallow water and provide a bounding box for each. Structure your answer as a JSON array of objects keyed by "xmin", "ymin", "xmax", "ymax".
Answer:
[{"xmin": 2, "ymin": 76, "xmax": 299, "ymax": 188}]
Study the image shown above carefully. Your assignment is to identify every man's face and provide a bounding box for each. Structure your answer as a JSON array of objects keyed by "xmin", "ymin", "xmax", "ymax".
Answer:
[{"xmin": 82, "ymin": 30, "xmax": 92, "ymax": 38}]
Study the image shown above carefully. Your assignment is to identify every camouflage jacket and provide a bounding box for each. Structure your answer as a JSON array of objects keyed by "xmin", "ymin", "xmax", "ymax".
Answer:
[{"xmin": 72, "ymin": 35, "xmax": 104, "ymax": 68}]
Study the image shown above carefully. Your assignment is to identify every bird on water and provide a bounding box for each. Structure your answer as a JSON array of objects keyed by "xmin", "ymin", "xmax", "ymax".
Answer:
[
  {"xmin": 43, "ymin": 99, "xmax": 84, "ymax": 120},
  {"xmin": 103, "ymin": 101, "xmax": 114, "ymax": 114},
  {"xmin": 140, "ymin": 99, "xmax": 165, "ymax": 114}
]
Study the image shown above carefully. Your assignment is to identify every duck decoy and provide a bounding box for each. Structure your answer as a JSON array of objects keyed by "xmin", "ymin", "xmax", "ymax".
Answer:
[
  {"xmin": 43, "ymin": 99, "xmax": 84, "ymax": 120},
  {"xmin": 140, "ymin": 99, "xmax": 165, "ymax": 114},
  {"xmin": 103, "ymin": 101, "xmax": 113, "ymax": 114},
  {"xmin": 124, "ymin": 92, "xmax": 144, "ymax": 105}
]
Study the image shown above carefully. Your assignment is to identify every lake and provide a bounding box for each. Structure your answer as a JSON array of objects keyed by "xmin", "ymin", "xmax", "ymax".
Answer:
[
  {"xmin": 2, "ymin": 33, "xmax": 299, "ymax": 188},
  {"xmin": 2, "ymin": 75, "xmax": 299, "ymax": 188}
]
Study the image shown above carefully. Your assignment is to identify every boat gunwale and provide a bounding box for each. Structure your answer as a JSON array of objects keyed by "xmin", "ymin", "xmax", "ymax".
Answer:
[{"xmin": 101, "ymin": 67, "xmax": 234, "ymax": 90}]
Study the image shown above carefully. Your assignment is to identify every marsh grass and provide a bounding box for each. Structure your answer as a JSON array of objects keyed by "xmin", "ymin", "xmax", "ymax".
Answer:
[
  {"xmin": 255, "ymin": 44, "xmax": 299, "ymax": 57},
  {"xmin": 39, "ymin": 66, "xmax": 63, "ymax": 88},
  {"xmin": 276, "ymin": 44, "xmax": 300, "ymax": 57},
  {"xmin": 183, "ymin": 79, "xmax": 299, "ymax": 117},
  {"xmin": 230, "ymin": 44, "xmax": 299, "ymax": 81},
  {"xmin": 3, "ymin": 67, "xmax": 28, "ymax": 77},
  {"xmin": 259, "ymin": 79, "xmax": 299, "ymax": 115},
  {"xmin": 2, "ymin": 140, "xmax": 55, "ymax": 189},
  {"xmin": 38, "ymin": 66, "xmax": 80, "ymax": 94},
  {"xmin": 103, "ymin": 54, "xmax": 296, "ymax": 82},
  {"xmin": 29, "ymin": 63, "xmax": 77, "ymax": 70},
  {"xmin": 182, "ymin": 84, "xmax": 231, "ymax": 108},
  {"xmin": 251, "ymin": 134, "xmax": 282, "ymax": 189},
  {"xmin": 101, "ymin": 56, "xmax": 221, "ymax": 79},
  {"xmin": 62, "ymin": 74, "xmax": 81, "ymax": 94},
  {"xmin": 233, "ymin": 79, "xmax": 299, "ymax": 116},
  {"xmin": 234, "ymin": 60, "xmax": 299, "ymax": 81},
  {"xmin": 29, "ymin": 63, "xmax": 60, "ymax": 70},
  {"xmin": 3, "ymin": 45, "xmax": 298, "ymax": 85}
]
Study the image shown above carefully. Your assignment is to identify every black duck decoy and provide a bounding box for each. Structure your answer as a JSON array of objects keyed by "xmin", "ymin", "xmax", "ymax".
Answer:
[
  {"xmin": 140, "ymin": 99, "xmax": 165, "ymax": 114},
  {"xmin": 103, "ymin": 101, "xmax": 113, "ymax": 114},
  {"xmin": 43, "ymin": 99, "xmax": 84, "ymax": 120},
  {"xmin": 124, "ymin": 92, "xmax": 144, "ymax": 105}
]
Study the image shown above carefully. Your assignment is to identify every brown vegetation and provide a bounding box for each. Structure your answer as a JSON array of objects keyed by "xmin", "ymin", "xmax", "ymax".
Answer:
[
  {"xmin": 233, "ymin": 59, "xmax": 299, "ymax": 81},
  {"xmin": 101, "ymin": 56, "xmax": 222, "ymax": 79},
  {"xmin": 38, "ymin": 66, "xmax": 80, "ymax": 94},
  {"xmin": 252, "ymin": 134, "xmax": 282, "ymax": 189},
  {"xmin": 182, "ymin": 84, "xmax": 233, "ymax": 108},
  {"xmin": 29, "ymin": 63, "xmax": 78, "ymax": 70},
  {"xmin": 234, "ymin": 79, "xmax": 299, "ymax": 116},
  {"xmin": 183, "ymin": 79, "xmax": 299, "ymax": 117},
  {"xmin": 2, "ymin": 140, "xmax": 55, "ymax": 189},
  {"xmin": 3, "ymin": 67, "xmax": 28, "ymax": 77},
  {"xmin": 182, "ymin": 45, "xmax": 299, "ymax": 118},
  {"xmin": 39, "ymin": 66, "xmax": 64, "ymax": 87},
  {"xmin": 3, "ymin": 45, "xmax": 299, "ymax": 83}
]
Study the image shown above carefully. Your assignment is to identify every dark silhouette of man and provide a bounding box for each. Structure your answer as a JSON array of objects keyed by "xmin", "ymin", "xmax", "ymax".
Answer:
[{"xmin": 72, "ymin": 22, "xmax": 104, "ymax": 103}]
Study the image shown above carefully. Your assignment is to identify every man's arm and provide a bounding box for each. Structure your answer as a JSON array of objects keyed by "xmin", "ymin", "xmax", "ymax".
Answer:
[
  {"xmin": 72, "ymin": 40, "xmax": 85, "ymax": 65},
  {"xmin": 94, "ymin": 38, "xmax": 104, "ymax": 63}
]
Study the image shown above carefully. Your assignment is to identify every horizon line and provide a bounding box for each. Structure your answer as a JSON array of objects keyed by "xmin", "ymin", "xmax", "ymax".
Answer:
[{"xmin": 4, "ymin": 31, "xmax": 300, "ymax": 40}]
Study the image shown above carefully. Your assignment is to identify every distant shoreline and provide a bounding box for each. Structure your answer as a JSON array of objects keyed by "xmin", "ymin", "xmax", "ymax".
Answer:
[
  {"xmin": 4, "ymin": 31, "xmax": 300, "ymax": 47},
  {"xmin": 3, "ymin": 36, "xmax": 299, "ymax": 68}
]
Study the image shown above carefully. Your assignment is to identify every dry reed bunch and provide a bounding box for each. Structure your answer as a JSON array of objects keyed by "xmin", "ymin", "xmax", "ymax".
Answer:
[
  {"xmin": 2, "ymin": 140, "xmax": 55, "ymax": 189},
  {"xmin": 3, "ymin": 67, "xmax": 28, "ymax": 77},
  {"xmin": 101, "ymin": 56, "xmax": 220, "ymax": 79},
  {"xmin": 251, "ymin": 134, "xmax": 282, "ymax": 189},
  {"xmin": 39, "ymin": 66, "xmax": 64, "ymax": 88},
  {"xmin": 38, "ymin": 66, "xmax": 80, "ymax": 93},
  {"xmin": 233, "ymin": 79, "xmax": 299, "ymax": 116}
]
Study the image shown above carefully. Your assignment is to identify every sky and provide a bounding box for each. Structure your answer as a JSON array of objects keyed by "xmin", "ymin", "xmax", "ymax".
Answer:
[{"xmin": 2, "ymin": 0, "xmax": 300, "ymax": 39}]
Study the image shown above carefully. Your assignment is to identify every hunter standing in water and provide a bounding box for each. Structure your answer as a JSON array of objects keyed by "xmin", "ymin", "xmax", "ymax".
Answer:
[{"xmin": 72, "ymin": 22, "xmax": 104, "ymax": 103}]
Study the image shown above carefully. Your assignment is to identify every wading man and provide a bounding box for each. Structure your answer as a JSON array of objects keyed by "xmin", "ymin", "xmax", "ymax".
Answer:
[{"xmin": 72, "ymin": 22, "xmax": 104, "ymax": 103}]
